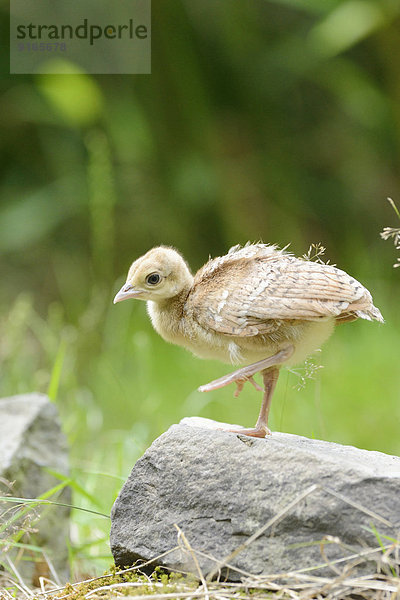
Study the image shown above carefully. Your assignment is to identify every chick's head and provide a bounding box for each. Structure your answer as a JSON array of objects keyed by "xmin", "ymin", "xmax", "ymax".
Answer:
[{"xmin": 114, "ymin": 247, "xmax": 193, "ymax": 304}]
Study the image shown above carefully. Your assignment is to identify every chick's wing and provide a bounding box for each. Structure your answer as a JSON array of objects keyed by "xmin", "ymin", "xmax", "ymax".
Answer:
[{"xmin": 185, "ymin": 256, "xmax": 368, "ymax": 337}]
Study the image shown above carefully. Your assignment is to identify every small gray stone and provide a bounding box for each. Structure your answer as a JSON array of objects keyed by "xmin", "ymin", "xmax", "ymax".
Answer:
[
  {"xmin": 110, "ymin": 417, "xmax": 400, "ymax": 581},
  {"xmin": 0, "ymin": 393, "xmax": 70, "ymax": 585}
]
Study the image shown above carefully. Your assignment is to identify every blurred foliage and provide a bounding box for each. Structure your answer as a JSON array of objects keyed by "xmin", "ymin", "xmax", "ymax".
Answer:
[{"xmin": 1, "ymin": 0, "xmax": 400, "ymax": 575}]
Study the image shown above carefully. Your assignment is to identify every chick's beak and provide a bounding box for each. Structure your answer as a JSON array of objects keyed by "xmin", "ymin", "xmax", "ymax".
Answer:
[{"xmin": 113, "ymin": 283, "xmax": 143, "ymax": 304}]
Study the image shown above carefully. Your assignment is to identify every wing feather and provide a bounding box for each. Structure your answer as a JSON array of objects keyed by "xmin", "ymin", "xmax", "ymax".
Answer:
[{"xmin": 185, "ymin": 246, "xmax": 382, "ymax": 337}]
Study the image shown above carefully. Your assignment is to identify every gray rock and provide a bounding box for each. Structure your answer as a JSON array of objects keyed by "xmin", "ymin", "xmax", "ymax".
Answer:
[
  {"xmin": 0, "ymin": 393, "xmax": 70, "ymax": 585},
  {"xmin": 111, "ymin": 417, "xmax": 400, "ymax": 581}
]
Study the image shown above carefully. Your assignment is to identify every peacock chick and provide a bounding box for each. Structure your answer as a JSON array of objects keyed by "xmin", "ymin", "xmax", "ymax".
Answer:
[{"xmin": 113, "ymin": 244, "xmax": 383, "ymax": 438}]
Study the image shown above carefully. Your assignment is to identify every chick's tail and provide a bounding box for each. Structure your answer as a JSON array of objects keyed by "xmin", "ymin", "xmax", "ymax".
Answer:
[{"xmin": 339, "ymin": 288, "xmax": 384, "ymax": 324}]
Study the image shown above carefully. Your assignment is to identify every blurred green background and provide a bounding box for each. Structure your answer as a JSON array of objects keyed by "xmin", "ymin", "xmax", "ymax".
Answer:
[{"xmin": 1, "ymin": 0, "xmax": 400, "ymax": 575}]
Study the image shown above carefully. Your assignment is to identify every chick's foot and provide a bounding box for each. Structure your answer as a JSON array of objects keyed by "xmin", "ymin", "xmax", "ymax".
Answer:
[{"xmin": 225, "ymin": 424, "xmax": 271, "ymax": 438}]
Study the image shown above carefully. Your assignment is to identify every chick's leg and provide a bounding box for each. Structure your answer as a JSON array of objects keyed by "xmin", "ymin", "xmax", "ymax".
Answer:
[
  {"xmin": 227, "ymin": 367, "xmax": 280, "ymax": 438},
  {"xmin": 198, "ymin": 345, "xmax": 293, "ymax": 394},
  {"xmin": 197, "ymin": 345, "xmax": 294, "ymax": 438}
]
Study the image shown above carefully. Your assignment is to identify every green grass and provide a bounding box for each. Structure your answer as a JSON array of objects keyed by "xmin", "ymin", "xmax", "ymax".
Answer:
[{"xmin": 1, "ymin": 282, "xmax": 399, "ymax": 580}]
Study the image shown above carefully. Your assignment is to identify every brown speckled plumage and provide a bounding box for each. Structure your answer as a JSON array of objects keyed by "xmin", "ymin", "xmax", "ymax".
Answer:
[
  {"xmin": 187, "ymin": 243, "xmax": 381, "ymax": 334},
  {"xmin": 114, "ymin": 243, "xmax": 383, "ymax": 438}
]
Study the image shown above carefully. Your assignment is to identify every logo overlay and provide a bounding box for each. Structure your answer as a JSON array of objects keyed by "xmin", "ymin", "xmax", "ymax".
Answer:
[{"xmin": 10, "ymin": 0, "xmax": 151, "ymax": 74}]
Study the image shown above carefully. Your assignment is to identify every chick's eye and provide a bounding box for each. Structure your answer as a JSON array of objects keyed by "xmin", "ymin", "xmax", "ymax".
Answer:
[{"xmin": 146, "ymin": 273, "xmax": 161, "ymax": 285}]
